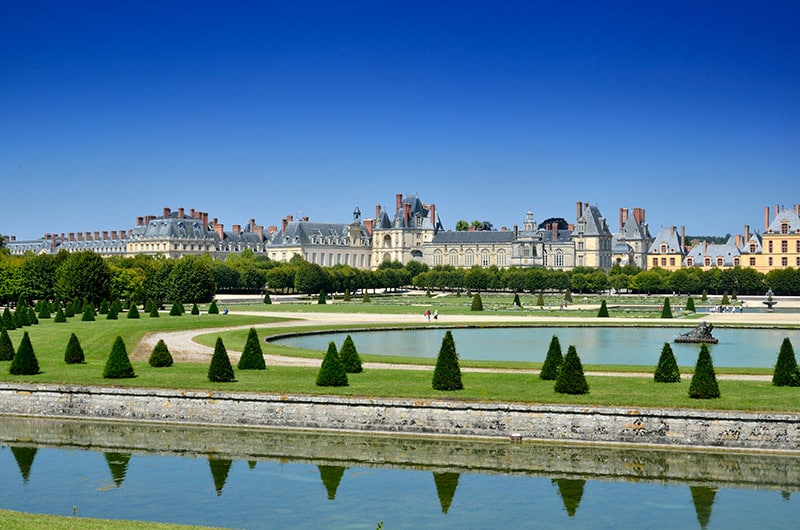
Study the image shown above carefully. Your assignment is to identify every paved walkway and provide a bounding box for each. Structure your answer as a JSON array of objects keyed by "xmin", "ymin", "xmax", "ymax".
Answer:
[{"xmin": 130, "ymin": 304, "xmax": 800, "ymax": 381}]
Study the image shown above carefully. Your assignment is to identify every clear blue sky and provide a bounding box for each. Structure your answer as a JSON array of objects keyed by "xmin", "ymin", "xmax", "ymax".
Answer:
[{"xmin": 2, "ymin": 1, "xmax": 798, "ymax": 241}]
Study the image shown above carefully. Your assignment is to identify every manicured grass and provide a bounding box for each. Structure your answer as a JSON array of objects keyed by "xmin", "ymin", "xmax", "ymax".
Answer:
[{"xmin": 0, "ymin": 510, "xmax": 226, "ymax": 530}]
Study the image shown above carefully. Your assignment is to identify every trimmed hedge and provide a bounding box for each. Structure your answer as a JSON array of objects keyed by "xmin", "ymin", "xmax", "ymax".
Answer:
[
  {"xmin": 316, "ymin": 341, "xmax": 348, "ymax": 387},
  {"xmin": 554, "ymin": 345, "xmax": 589, "ymax": 395},
  {"xmin": 208, "ymin": 337, "xmax": 235, "ymax": 382},
  {"xmin": 103, "ymin": 336, "xmax": 135, "ymax": 379},
  {"xmin": 237, "ymin": 328, "xmax": 266, "ymax": 370},
  {"xmin": 470, "ymin": 293, "xmax": 483, "ymax": 311},
  {"xmin": 689, "ymin": 343, "xmax": 720, "ymax": 399},
  {"xmin": 148, "ymin": 339, "xmax": 174, "ymax": 368},
  {"xmin": 339, "ymin": 334, "xmax": 363, "ymax": 373},
  {"xmin": 654, "ymin": 342, "xmax": 680, "ymax": 383},
  {"xmin": 597, "ymin": 300, "xmax": 609, "ymax": 318},
  {"xmin": 539, "ymin": 335, "xmax": 563, "ymax": 381},
  {"xmin": 661, "ymin": 298, "xmax": 673, "ymax": 319},
  {"xmin": 64, "ymin": 333, "xmax": 85, "ymax": 364},
  {"xmin": 432, "ymin": 330, "xmax": 463, "ymax": 390},
  {"xmin": 10, "ymin": 331, "xmax": 40, "ymax": 375},
  {"xmin": 772, "ymin": 337, "xmax": 799, "ymax": 387},
  {"xmin": 0, "ymin": 328, "xmax": 15, "ymax": 361}
]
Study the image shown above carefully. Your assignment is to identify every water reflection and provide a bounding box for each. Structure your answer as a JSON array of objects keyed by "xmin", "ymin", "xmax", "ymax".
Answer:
[{"xmin": 1, "ymin": 417, "xmax": 798, "ymax": 529}]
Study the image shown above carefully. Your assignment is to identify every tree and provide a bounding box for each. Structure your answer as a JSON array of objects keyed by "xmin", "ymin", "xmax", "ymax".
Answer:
[
  {"xmin": 55, "ymin": 251, "xmax": 112, "ymax": 306},
  {"xmin": 64, "ymin": 333, "xmax": 85, "ymax": 364},
  {"xmin": 772, "ymin": 337, "xmax": 799, "ymax": 387},
  {"xmin": 295, "ymin": 262, "xmax": 329, "ymax": 296},
  {"xmin": 238, "ymin": 328, "xmax": 266, "ymax": 370},
  {"xmin": 661, "ymin": 298, "xmax": 673, "ymax": 319},
  {"xmin": 596, "ymin": 300, "xmax": 609, "ymax": 317},
  {"xmin": 127, "ymin": 303, "xmax": 140, "ymax": 319},
  {"xmin": 0, "ymin": 328, "xmax": 14, "ymax": 361},
  {"xmin": 689, "ymin": 344, "xmax": 720, "ymax": 399},
  {"xmin": 540, "ymin": 335, "xmax": 563, "ymax": 380},
  {"xmin": 10, "ymin": 331, "xmax": 39, "ymax": 375},
  {"xmin": 103, "ymin": 336, "xmax": 135, "ymax": 379},
  {"xmin": 554, "ymin": 345, "xmax": 589, "ymax": 395},
  {"xmin": 455, "ymin": 220, "xmax": 469, "ymax": 231},
  {"xmin": 432, "ymin": 331, "xmax": 463, "ymax": 390},
  {"xmin": 470, "ymin": 293, "xmax": 483, "ymax": 311},
  {"xmin": 148, "ymin": 339, "xmax": 174, "ymax": 368},
  {"xmin": 339, "ymin": 335, "xmax": 363, "ymax": 373},
  {"xmin": 316, "ymin": 341, "xmax": 348, "ymax": 387},
  {"xmin": 208, "ymin": 337, "xmax": 235, "ymax": 382},
  {"xmin": 167, "ymin": 256, "xmax": 216, "ymax": 303},
  {"xmin": 654, "ymin": 343, "xmax": 680, "ymax": 383}
]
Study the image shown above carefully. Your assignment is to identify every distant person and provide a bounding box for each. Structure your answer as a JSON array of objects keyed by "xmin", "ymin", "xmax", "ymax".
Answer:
[
  {"xmin": 223, "ymin": 306, "xmax": 229, "ymax": 315},
  {"xmin": 433, "ymin": 309, "xmax": 438, "ymax": 320}
]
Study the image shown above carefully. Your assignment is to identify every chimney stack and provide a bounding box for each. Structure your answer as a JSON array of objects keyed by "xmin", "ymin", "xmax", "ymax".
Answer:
[
  {"xmin": 214, "ymin": 223, "xmax": 224, "ymax": 239},
  {"xmin": 202, "ymin": 212, "xmax": 209, "ymax": 230},
  {"xmin": 619, "ymin": 208, "xmax": 627, "ymax": 231},
  {"xmin": 744, "ymin": 224, "xmax": 750, "ymax": 243},
  {"xmin": 110, "ymin": 231, "xmax": 118, "ymax": 239},
  {"xmin": 364, "ymin": 219, "xmax": 374, "ymax": 236},
  {"xmin": 430, "ymin": 204, "xmax": 436, "ymax": 229},
  {"xmin": 513, "ymin": 224, "xmax": 518, "ymax": 238},
  {"xmin": 552, "ymin": 223, "xmax": 558, "ymax": 240},
  {"xmin": 137, "ymin": 216, "xmax": 144, "ymax": 226},
  {"xmin": 765, "ymin": 206, "xmax": 770, "ymax": 230},
  {"xmin": 576, "ymin": 201, "xmax": 583, "ymax": 219},
  {"xmin": 68, "ymin": 232, "xmax": 75, "ymax": 241},
  {"xmin": 163, "ymin": 207, "xmax": 171, "ymax": 219},
  {"xmin": 281, "ymin": 217, "xmax": 288, "ymax": 233},
  {"xmin": 102, "ymin": 231, "xmax": 109, "ymax": 240},
  {"xmin": 775, "ymin": 204, "xmax": 780, "ymax": 217},
  {"xmin": 736, "ymin": 234, "xmax": 742, "ymax": 248},
  {"xmin": 178, "ymin": 207, "xmax": 185, "ymax": 218},
  {"xmin": 681, "ymin": 226, "xmax": 686, "ymax": 252},
  {"xmin": 396, "ymin": 193, "xmax": 403, "ymax": 213},
  {"xmin": 232, "ymin": 224, "xmax": 241, "ymax": 235}
]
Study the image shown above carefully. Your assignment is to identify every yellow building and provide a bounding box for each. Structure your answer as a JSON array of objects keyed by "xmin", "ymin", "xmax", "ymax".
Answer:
[
  {"xmin": 647, "ymin": 226, "xmax": 685, "ymax": 271},
  {"xmin": 746, "ymin": 205, "xmax": 800, "ymax": 273}
]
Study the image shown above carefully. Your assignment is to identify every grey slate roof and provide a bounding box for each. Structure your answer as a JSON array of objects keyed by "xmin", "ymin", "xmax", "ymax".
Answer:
[
  {"xmin": 431, "ymin": 231, "xmax": 515, "ymax": 245},
  {"xmin": 270, "ymin": 221, "xmax": 368, "ymax": 247},
  {"xmin": 648, "ymin": 227, "xmax": 683, "ymax": 254},
  {"xmin": 572, "ymin": 205, "xmax": 611, "ymax": 236},
  {"xmin": 768, "ymin": 207, "xmax": 800, "ymax": 233},
  {"xmin": 685, "ymin": 239, "xmax": 741, "ymax": 266}
]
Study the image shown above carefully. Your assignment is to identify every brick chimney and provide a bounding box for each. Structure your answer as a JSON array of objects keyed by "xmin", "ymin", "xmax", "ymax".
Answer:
[
  {"xmin": 396, "ymin": 193, "xmax": 403, "ymax": 213},
  {"xmin": 254, "ymin": 225, "xmax": 264, "ymax": 241},
  {"xmin": 430, "ymin": 203, "xmax": 436, "ymax": 228},
  {"xmin": 364, "ymin": 219, "xmax": 374, "ymax": 236},
  {"xmin": 552, "ymin": 223, "xmax": 558, "ymax": 240},
  {"xmin": 775, "ymin": 204, "xmax": 780, "ymax": 217},
  {"xmin": 765, "ymin": 206, "xmax": 770, "ymax": 230},
  {"xmin": 303, "ymin": 216, "xmax": 309, "ymax": 222},
  {"xmin": 619, "ymin": 208, "xmax": 628, "ymax": 231},
  {"xmin": 375, "ymin": 204, "xmax": 382, "ymax": 222},
  {"xmin": 633, "ymin": 207, "xmax": 645, "ymax": 224},
  {"xmin": 232, "ymin": 224, "xmax": 241, "ymax": 235},
  {"xmin": 163, "ymin": 207, "xmax": 171, "ymax": 219},
  {"xmin": 102, "ymin": 231, "xmax": 109, "ymax": 240},
  {"xmin": 736, "ymin": 234, "xmax": 742, "ymax": 247},
  {"xmin": 214, "ymin": 223, "xmax": 224, "ymax": 239},
  {"xmin": 744, "ymin": 224, "xmax": 750, "ymax": 243},
  {"xmin": 513, "ymin": 224, "xmax": 518, "ymax": 238},
  {"xmin": 268, "ymin": 225, "xmax": 277, "ymax": 234},
  {"xmin": 681, "ymin": 226, "xmax": 686, "ymax": 252},
  {"xmin": 190, "ymin": 208, "xmax": 196, "ymax": 219},
  {"xmin": 281, "ymin": 217, "xmax": 288, "ymax": 233},
  {"xmin": 202, "ymin": 212, "xmax": 209, "ymax": 230},
  {"xmin": 178, "ymin": 207, "xmax": 185, "ymax": 218},
  {"xmin": 576, "ymin": 201, "xmax": 583, "ymax": 219},
  {"xmin": 137, "ymin": 216, "xmax": 144, "ymax": 226},
  {"xmin": 68, "ymin": 232, "xmax": 75, "ymax": 241},
  {"xmin": 110, "ymin": 231, "xmax": 117, "ymax": 239}
]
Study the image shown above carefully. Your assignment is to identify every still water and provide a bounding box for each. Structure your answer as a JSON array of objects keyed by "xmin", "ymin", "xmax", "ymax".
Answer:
[
  {"xmin": 273, "ymin": 327, "xmax": 799, "ymax": 367},
  {"xmin": 1, "ymin": 418, "xmax": 798, "ymax": 529}
]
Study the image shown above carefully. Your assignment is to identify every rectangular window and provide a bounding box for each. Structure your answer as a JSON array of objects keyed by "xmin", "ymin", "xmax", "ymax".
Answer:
[
  {"xmin": 768, "ymin": 241, "xmax": 774, "ymax": 252},
  {"xmin": 750, "ymin": 257, "xmax": 756, "ymax": 266},
  {"xmin": 782, "ymin": 240, "xmax": 788, "ymax": 253},
  {"xmin": 769, "ymin": 257, "xmax": 773, "ymax": 266},
  {"xmin": 669, "ymin": 257, "xmax": 675, "ymax": 266},
  {"xmin": 782, "ymin": 257, "xmax": 788, "ymax": 266},
  {"xmin": 661, "ymin": 257, "xmax": 667, "ymax": 266},
  {"xmin": 652, "ymin": 258, "xmax": 658, "ymax": 267}
]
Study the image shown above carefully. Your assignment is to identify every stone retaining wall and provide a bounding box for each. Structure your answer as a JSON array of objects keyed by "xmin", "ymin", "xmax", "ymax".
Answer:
[{"xmin": 1, "ymin": 383, "xmax": 798, "ymax": 452}]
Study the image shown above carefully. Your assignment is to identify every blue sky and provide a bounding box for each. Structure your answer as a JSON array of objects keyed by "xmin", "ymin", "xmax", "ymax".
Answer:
[{"xmin": 2, "ymin": 1, "xmax": 798, "ymax": 241}]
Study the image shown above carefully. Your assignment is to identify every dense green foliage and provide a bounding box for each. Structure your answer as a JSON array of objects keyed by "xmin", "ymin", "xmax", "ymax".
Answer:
[
  {"xmin": 103, "ymin": 336, "xmax": 135, "ymax": 379},
  {"xmin": 772, "ymin": 337, "xmax": 799, "ymax": 387},
  {"xmin": 208, "ymin": 337, "xmax": 235, "ymax": 382},
  {"xmin": 54, "ymin": 306, "xmax": 67, "ymax": 322},
  {"xmin": 539, "ymin": 335, "xmax": 563, "ymax": 380},
  {"xmin": 208, "ymin": 300, "xmax": 219, "ymax": 314},
  {"xmin": 169, "ymin": 303, "xmax": 183, "ymax": 316},
  {"xmin": 654, "ymin": 342, "xmax": 681, "ymax": 383},
  {"xmin": 689, "ymin": 344, "xmax": 720, "ymax": 399},
  {"xmin": 126, "ymin": 304, "xmax": 140, "ymax": 319},
  {"xmin": 191, "ymin": 303, "xmax": 200, "ymax": 315},
  {"xmin": 554, "ymin": 345, "xmax": 589, "ymax": 395},
  {"xmin": 512, "ymin": 293, "xmax": 521, "ymax": 308},
  {"xmin": 685, "ymin": 297, "xmax": 696, "ymax": 312},
  {"xmin": 318, "ymin": 290, "xmax": 327, "ymax": 304},
  {"xmin": 339, "ymin": 334, "xmax": 363, "ymax": 373},
  {"xmin": 470, "ymin": 293, "xmax": 483, "ymax": 311},
  {"xmin": 596, "ymin": 300, "xmax": 609, "ymax": 317},
  {"xmin": 81, "ymin": 305, "xmax": 96, "ymax": 322},
  {"xmin": 148, "ymin": 339, "xmax": 174, "ymax": 368},
  {"xmin": 316, "ymin": 341, "xmax": 348, "ymax": 387},
  {"xmin": 237, "ymin": 328, "xmax": 266, "ymax": 370},
  {"xmin": 660, "ymin": 298, "xmax": 673, "ymax": 319},
  {"xmin": 10, "ymin": 331, "xmax": 40, "ymax": 375},
  {"xmin": 64, "ymin": 333, "xmax": 85, "ymax": 364},
  {"xmin": 0, "ymin": 328, "xmax": 15, "ymax": 361},
  {"xmin": 432, "ymin": 330, "xmax": 463, "ymax": 390}
]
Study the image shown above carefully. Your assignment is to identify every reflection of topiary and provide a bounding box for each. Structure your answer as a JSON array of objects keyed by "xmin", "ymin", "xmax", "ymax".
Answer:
[
  {"xmin": 539, "ymin": 335, "xmax": 563, "ymax": 380},
  {"xmin": 597, "ymin": 300, "xmax": 609, "ymax": 318},
  {"xmin": 10, "ymin": 332, "xmax": 39, "ymax": 375},
  {"xmin": 339, "ymin": 335, "xmax": 363, "ymax": 373},
  {"xmin": 689, "ymin": 344, "xmax": 720, "ymax": 398},
  {"xmin": 208, "ymin": 337, "xmax": 235, "ymax": 382},
  {"xmin": 0, "ymin": 328, "xmax": 15, "ymax": 361},
  {"xmin": 432, "ymin": 331, "xmax": 463, "ymax": 390},
  {"xmin": 554, "ymin": 345, "xmax": 589, "ymax": 395},
  {"xmin": 654, "ymin": 342, "xmax": 680, "ymax": 383},
  {"xmin": 316, "ymin": 342, "xmax": 348, "ymax": 387},
  {"xmin": 471, "ymin": 293, "xmax": 483, "ymax": 311},
  {"xmin": 148, "ymin": 339, "xmax": 174, "ymax": 368},
  {"xmin": 103, "ymin": 336, "xmax": 135, "ymax": 379},
  {"xmin": 661, "ymin": 298, "xmax": 673, "ymax": 319},
  {"xmin": 64, "ymin": 333, "xmax": 85, "ymax": 364},
  {"xmin": 237, "ymin": 328, "xmax": 266, "ymax": 370},
  {"xmin": 772, "ymin": 338, "xmax": 799, "ymax": 387}
]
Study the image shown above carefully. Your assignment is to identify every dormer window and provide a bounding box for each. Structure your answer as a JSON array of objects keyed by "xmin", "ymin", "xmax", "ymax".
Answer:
[
  {"xmin": 780, "ymin": 222, "xmax": 789, "ymax": 234},
  {"xmin": 660, "ymin": 243, "xmax": 667, "ymax": 254}
]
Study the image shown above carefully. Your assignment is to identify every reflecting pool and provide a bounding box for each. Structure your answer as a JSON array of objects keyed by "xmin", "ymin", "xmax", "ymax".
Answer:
[
  {"xmin": 273, "ymin": 327, "xmax": 800, "ymax": 367},
  {"xmin": 1, "ymin": 417, "xmax": 799, "ymax": 529}
]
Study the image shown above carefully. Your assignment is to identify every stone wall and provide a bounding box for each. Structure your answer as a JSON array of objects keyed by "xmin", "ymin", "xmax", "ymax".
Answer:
[{"xmin": 1, "ymin": 382, "xmax": 798, "ymax": 452}]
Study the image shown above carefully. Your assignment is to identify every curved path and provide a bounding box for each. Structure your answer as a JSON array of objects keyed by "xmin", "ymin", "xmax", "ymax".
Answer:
[{"xmin": 130, "ymin": 306, "xmax": 800, "ymax": 381}]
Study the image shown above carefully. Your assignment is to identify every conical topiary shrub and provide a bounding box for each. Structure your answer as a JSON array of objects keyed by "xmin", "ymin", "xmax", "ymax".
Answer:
[
  {"xmin": 536, "ymin": 291, "xmax": 544, "ymax": 307},
  {"xmin": 432, "ymin": 330, "xmax": 463, "ymax": 390},
  {"xmin": 208, "ymin": 300, "xmax": 220, "ymax": 314},
  {"xmin": 72, "ymin": 297, "xmax": 82, "ymax": 315},
  {"xmin": 169, "ymin": 303, "xmax": 183, "ymax": 316},
  {"xmin": 720, "ymin": 292, "xmax": 730, "ymax": 306},
  {"xmin": 564, "ymin": 289, "xmax": 573, "ymax": 303},
  {"xmin": 654, "ymin": 342, "xmax": 681, "ymax": 383},
  {"xmin": 27, "ymin": 308, "xmax": 38, "ymax": 325},
  {"xmin": 81, "ymin": 305, "xmax": 96, "ymax": 322},
  {"xmin": 689, "ymin": 344, "xmax": 720, "ymax": 399},
  {"xmin": 149, "ymin": 304, "xmax": 160, "ymax": 318},
  {"xmin": 64, "ymin": 333, "xmax": 85, "ymax": 364},
  {"xmin": 3, "ymin": 307, "xmax": 16, "ymax": 330},
  {"xmin": 10, "ymin": 331, "xmax": 40, "ymax": 375},
  {"xmin": 318, "ymin": 290, "xmax": 327, "ymax": 304},
  {"xmin": 145, "ymin": 299, "xmax": 154, "ymax": 313},
  {"xmin": 127, "ymin": 303, "xmax": 140, "ymax": 319},
  {"xmin": 0, "ymin": 328, "xmax": 15, "ymax": 361},
  {"xmin": 316, "ymin": 341, "xmax": 348, "ymax": 387},
  {"xmin": 98, "ymin": 300, "xmax": 109, "ymax": 315},
  {"xmin": 470, "ymin": 293, "xmax": 483, "ymax": 311},
  {"xmin": 191, "ymin": 303, "xmax": 200, "ymax": 315},
  {"xmin": 148, "ymin": 339, "xmax": 174, "ymax": 368},
  {"xmin": 37, "ymin": 302, "xmax": 51, "ymax": 320},
  {"xmin": 208, "ymin": 337, "xmax": 235, "ymax": 382},
  {"xmin": 53, "ymin": 306, "xmax": 66, "ymax": 323},
  {"xmin": 554, "ymin": 345, "xmax": 589, "ymax": 395},
  {"xmin": 103, "ymin": 336, "xmax": 135, "ymax": 379},
  {"xmin": 597, "ymin": 300, "xmax": 609, "ymax": 317},
  {"xmin": 661, "ymin": 298, "xmax": 673, "ymax": 319},
  {"xmin": 64, "ymin": 303, "xmax": 75, "ymax": 318},
  {"xmin": 106, "ymin": 305, "xmax": 119, "ymax": 320},
  {"xmin": 513, "ymin": 293, "xmax": 522, "ymax": 308},
  {"xmin": 264, "ymin": 291, "xmax": 272, "ymax": 304},
  {"xmin": 339, "ymin": 334, "xmax": 363, "ymax": 373},
  {"xmin": 362, "ymin": 291, "xmax": 370, "ymax": 303},
  {"xmin": 540, "ymin": 335, "xmax": 563, "ymax": 380},
  {"xmin": 342, "ymin": 289, "xmax": 350, "ymax": 302},
  {"xmin": 772, "ymin": 337, "xmax": 799, "ymax": 387},
  {"xmin": 685, "ymin": 297, "xmax": 696, "ymax": 313},
  {"xmin": 237, "ymin": 328, "xmax": 266, "ymax": 370}
]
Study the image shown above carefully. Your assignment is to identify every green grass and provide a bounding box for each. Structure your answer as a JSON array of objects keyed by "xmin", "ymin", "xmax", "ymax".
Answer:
[{"xmin": 0, "ymin": 509, "xmax": 226, "ymax": 530}]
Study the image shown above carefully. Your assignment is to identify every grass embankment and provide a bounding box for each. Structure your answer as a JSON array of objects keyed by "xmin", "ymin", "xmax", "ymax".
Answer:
[{"xmin": 0, "ymin": 509, "xmax": 225, "ymax": 530}]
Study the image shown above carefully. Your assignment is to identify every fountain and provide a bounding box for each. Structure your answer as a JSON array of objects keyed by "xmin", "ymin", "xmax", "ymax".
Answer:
[
  {"xmin": 763, "ymin": 288, "xmax": 777, "ymax": 312},
  {"xmin": 674, "ymin": 321, "xmax": 718, "ymax": 344}
]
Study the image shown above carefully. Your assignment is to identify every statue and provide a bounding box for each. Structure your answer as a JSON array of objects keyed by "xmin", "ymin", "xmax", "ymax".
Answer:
[
  {"xmin": 675, "ymin": 321, "xmax": 718, "ymax": 344},
  {"xmin": 763, "ymin": 288, "xmax": 777, "ymax": 311}
]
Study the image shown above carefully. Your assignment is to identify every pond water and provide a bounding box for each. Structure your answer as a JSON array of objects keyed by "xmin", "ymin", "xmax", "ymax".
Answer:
[
  {"xmin": 273, "ymin": 327, "xmax": 800, "ymax": 368},
  {"xmin": 2, "ymin": 418, "xmax": 799, "ymax": 529}
]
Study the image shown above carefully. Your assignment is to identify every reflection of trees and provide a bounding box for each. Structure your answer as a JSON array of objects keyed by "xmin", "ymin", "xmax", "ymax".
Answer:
[
  {"xmin": 781, "ymin": 490, "xmax": 791, "ymax": 501},
  {"xmin": 11, "ymin": 446, "xmax": 38, "ymax": 484},
  {"xmin": 690, "ymin": 486, "xmax": 718, "ymax": 530},
  {"xmin": 552, "ymin": 478, "xmax": 585, "ymax": 517},
  {"xmin": 432, "ymin": 472, "xmax": 460, "ymax": 514},
  {"xmin": 104, "ymin": 452, "xmax": 131, "ymax": 487},
  {"xmin": 208, "ymin": 456, "xmax": 233, "ymax": 496},
  {"xmin": 318, "ymin": 465, "xmax": 346, "ymax": 500}
]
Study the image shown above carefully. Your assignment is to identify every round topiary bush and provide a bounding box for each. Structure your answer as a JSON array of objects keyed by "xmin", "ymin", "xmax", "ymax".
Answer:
[
  {"xmin": 103, "ymin": 336, "xmax": 135, "ymax": 379},
  {"xmin": 208, "ymin": 337, "xmax": 235, "ymax": 382},
  {"xmin": 772, "ymin": 337, "xmax": 799, "ymax": 387},
  {"xmin": 237, "ymin": 328, "xmax": 266, "ymax": 370},
  {"xmin": 10, "ymin": 331, "xmax": 40, "ymax": 375},
  {"xmin": 539, "ymin": 335, "xmax": 563, "ymax": 381},
  {"xmin": 316, "ymin": 341, "xmax": 348, "ymax": 387},
  {"xmin": 689, "ymin": 344, "xmax": 720, "ymax": 399},
  {"xmin": 432, "ymin": 330, "xmax": 463, "ymax": 390},
  {"xmin": 554, "ymin": 345, "xmax": 589, "ymax": 395},
  {"xmin": 654, "ymin": 342, "xmax": 680, "ymax": 383},
  {"xmin": 339, "ymin": 335, "xmax": 363, "ymax": 373},
  {"xmin": 148, "ymin": 339, "xmax": 174, "ymax": 368},
  {"xmin": 64, "ymin": 333, "xmax": 85, "ymax": 364}
]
